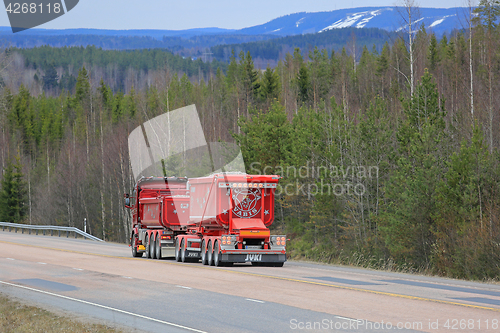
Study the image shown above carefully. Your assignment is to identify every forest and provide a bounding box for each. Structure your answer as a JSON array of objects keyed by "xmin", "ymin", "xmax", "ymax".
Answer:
[
  {"xmin": 210, "ymin": 27, "xmax": 399, "ymax": 65},
  {"xmin": 0, "ymin": 32, "xmax": 278, "ymax": 55},
  {"xmin": 0, "ymin": 2, "xmax": 499, "ymax": 281}
]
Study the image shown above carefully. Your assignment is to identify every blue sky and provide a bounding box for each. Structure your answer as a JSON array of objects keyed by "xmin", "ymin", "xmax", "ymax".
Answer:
[{"xmin": 0, "ymin": 0, "xmax": 469, "ymax": 30}]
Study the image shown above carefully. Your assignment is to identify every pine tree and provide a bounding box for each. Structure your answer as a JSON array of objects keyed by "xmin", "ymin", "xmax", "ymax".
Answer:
[
  {"xmin": 380, "ymin": 70, "xmax": 447, "ymax": 267},
  {"xmin": 432, "ymin": 124, "xmax": 492, "ymax": 278},
  {"xmin": 401, "ymin": 69, "xmax": 445, "ymax": 133}
]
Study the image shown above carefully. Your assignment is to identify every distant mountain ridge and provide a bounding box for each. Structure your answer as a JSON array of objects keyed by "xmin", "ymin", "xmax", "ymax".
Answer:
[
  {"xmin": 0, "ymin": 6, "xmax": 468, "ymax": 40},
  {"xmin": 239, "ymin": 7, "xmax": 468, "ymax": 37}
]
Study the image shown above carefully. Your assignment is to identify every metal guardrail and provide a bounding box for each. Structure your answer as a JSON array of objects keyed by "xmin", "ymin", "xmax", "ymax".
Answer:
[{"xmin": 0, "ymin": 222, "xmax": 104, "ymax": 242}]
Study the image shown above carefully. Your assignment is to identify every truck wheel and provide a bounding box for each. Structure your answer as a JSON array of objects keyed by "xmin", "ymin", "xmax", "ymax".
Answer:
[
  {"xmin": 155, "ymin": 234, "xmax": 162, "ymax": 260},
  {"xmin": 150, "ymin": 234, "xmax": 156, "ymax": 259},
  {"xmin": 131, "ymin": 234, "xmax": 142, "ymax": 258},
  {"xmin": 207, "ymin": 241, "xmax": 214, "ymax": 266},
  {"xmin": 201, "ymin": 240, "xmax": 207, "ymax": 265},
  {"xmin": 175, "ymin": 237, "xmax": 181, "ymax": 262},
  {"xmin": 145, "ymin": 235, "xmax": 150, "ymax": 258},
  {"xmin": 213, "ymin": 241, "xmax": 221, "ymax": 267},
  {"xmin": 181, "ymin": 239, "xmax": 187, "ymax": 262}
]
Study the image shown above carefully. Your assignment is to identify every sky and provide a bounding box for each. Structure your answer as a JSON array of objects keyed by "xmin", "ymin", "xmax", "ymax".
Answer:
[{"xmin": 0, "ymin": 0, "xmax": 469, "ymax": 31}]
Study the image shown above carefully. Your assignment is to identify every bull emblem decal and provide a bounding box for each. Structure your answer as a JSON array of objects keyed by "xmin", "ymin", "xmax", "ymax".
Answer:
[{"xmin": 232, "ymin": 188, "xmax": 261, "ymax": 218}]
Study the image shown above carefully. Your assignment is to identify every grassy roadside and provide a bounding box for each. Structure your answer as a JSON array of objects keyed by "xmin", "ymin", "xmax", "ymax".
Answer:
[{"xmin": 0, "ymin": 293, "xmax": 124, "ymax": 333}]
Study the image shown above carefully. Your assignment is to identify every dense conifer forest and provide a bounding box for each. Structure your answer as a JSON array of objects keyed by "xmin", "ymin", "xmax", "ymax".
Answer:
[{"xmin": 1, "ymin": 2, "xmax": 500, "ymax": 280}]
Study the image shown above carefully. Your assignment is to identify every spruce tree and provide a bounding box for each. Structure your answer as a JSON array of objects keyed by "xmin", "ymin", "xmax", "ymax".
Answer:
[
  {"xmin": 0, "ymin": 156, "xmax": 27, "ymax": 223},
  {"xmin": 43, "ymin": 63, "xmax": 58, "ymax": 90},
  {"xmin": 297, "ymin": 64, "xmax": 310, "ymax": 103},
  {"xmin": 260, "ymin": 65, "xmax": 279, "ymax": 101},
  {"xmin": 428, "ymin": 34, "xmax": 439, "ymax": 71}
]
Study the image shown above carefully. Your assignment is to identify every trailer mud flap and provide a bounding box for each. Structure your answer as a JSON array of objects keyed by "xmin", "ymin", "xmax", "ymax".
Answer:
[
  {"xmin": 184, "ymin": 250, "xmax": 201, "ymax": 259},
  {"xmin": 221, "ymin": 253, "xmax": 286, "ymax": 263}
]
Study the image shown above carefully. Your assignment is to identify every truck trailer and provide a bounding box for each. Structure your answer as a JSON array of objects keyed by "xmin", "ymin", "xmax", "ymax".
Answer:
[{"xmin": 125, "ymin": 173, "xmax": 286, "ymax": 266}]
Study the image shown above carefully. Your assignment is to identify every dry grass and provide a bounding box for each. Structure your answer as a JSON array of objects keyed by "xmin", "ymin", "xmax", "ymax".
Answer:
[{"xmin": 0, "ymin": 293, "xmax": 124, "ymax": 333}]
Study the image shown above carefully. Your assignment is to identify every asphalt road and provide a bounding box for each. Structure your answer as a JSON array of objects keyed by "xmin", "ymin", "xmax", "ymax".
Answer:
[{"xmin": 1, "ymin": 230, "xmax": 500, "ymax": 332}]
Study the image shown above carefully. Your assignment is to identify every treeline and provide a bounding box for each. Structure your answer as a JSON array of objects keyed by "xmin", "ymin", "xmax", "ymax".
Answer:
[
  {"xmin": 211, "ymin": 27, "xmax": 400, "ymax": 63},
  {"xmin": 7, "ymin": 46, "xmax": 227, "ymax": 94},
  {"xmin": 1, "ymin": 2, "xmax": 500, "ymax": 280},
  {"xmin": 0, "ymin": 33, "xmax": 278, "ymax": 53}
]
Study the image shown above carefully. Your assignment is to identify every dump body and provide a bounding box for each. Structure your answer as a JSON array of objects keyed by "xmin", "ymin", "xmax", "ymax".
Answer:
[
  {"xmin": 188, "ymin": 173, "xmax": 278, "ymax": 230},
  {"xmin": 133, "ymin": 177, "xmax": 191, "ymax": 230}
]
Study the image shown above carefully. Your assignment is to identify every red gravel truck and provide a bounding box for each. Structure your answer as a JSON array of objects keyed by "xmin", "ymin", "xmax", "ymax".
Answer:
[{"xmin": 125, "ymin": 173, "xmax": 286, "ymax": 266}]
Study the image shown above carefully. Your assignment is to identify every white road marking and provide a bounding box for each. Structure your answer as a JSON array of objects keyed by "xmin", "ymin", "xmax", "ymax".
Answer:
[
  {"xmin": 176, "ymin": 285, "xmax": 192, "ymax": 289},
  {"xmin": 121, "ymin": 276, "xmax": 132, "ymax": 279},
  {"xmin": 72, "ymin": 268, "xmax": 83, "ymax": 271},
  {"xmin": 37, "ymin": 262, "xmax": 47, "ymax": 265},
  {"xmin": 6, "ymin": 258, "xmax": 15, "ymax": 260},
  {"xmin": 0, "ymin": 280, "xmax": 207, "ymax": 333},
  {"xmin": 245, "ymin": 298, "xmax": 265, "ymax": 303}
]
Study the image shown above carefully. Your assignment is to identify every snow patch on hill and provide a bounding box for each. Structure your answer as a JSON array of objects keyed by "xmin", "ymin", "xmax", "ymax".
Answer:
[
  {"xmin": 296, "ymin": 17, "xmax": 306, "ymax": 28},
  {"xmin": 429, "ymin": 15, "xmax": 456, "ymax": 28},
  {"xmin": 320, "ymin": 9, "xmax": 384, "ymax": 32}
]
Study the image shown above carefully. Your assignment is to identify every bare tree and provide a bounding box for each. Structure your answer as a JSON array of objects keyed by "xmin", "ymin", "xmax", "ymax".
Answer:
[
  {"xmin": 396, "ymin": 0, "xmax": 421, "ymax": 96},
  {"xmin": 463, "ymin": 0, "xmax": 477, "ymax": 121}
]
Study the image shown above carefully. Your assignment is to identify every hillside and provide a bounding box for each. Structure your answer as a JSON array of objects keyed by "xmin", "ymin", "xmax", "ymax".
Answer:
[
  {"xmin": 0, "ymin": 7, "xmax": 467, "ymax": 54},
  {"xmin": 239, "ymin": 7, "xmax": 466, "ymax": 37}
]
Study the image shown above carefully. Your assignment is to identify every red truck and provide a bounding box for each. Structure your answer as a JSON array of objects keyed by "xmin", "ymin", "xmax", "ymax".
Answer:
[{"xmin": 125, "ymin": 173, "xmax": 286, "ymax": 266}]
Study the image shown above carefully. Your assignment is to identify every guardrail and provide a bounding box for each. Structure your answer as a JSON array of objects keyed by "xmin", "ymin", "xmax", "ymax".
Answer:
[{"xmin": 0, "ymin": 222, "xmax": 104, "ymax": 242}]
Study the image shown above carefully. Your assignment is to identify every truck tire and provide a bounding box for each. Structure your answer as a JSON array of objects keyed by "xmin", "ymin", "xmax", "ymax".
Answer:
[
  {"xmin": 201, "ymin": 240, "xmax": 207, "ymax": 265},
  {"xmin": 175, "ymin": 237, "xmax": 181, "ymax": 262},
  {"xmin": 207, "ymin": 241, "xmax": 214, "ymax": 266},
  {"xmin": 180, "ymin": 239, "xmax": 187, "ymax": 262},
  {"xmin": 213, "ymin": 241, "xmax": 222, "ymax": 267},
  {"xmin": 145, "ymin": 235, "xmax": 150, "ymax": 258},
  {"xmin": 156, "ymin": 234, "xmax": 162, "ymax": 260},
  {"xmin": 150, "ymin": 234, "xmax": 156, "ymax": 259},
  {"xmin": 131, "ymin": 234, "xmax": 142, "ymax": 258}
]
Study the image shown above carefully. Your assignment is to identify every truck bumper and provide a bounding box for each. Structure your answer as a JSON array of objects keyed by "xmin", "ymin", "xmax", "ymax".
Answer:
[{"xmin": 221, "ymin": 253, "xmax": 286, "ymax": 263}]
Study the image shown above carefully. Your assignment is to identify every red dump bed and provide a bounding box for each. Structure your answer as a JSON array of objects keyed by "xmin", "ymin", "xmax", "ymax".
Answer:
[
  {"xmin": 188, "ymin": 173, "xmax": 279, "ymax": 231},
  {"xmin": 136, "ymin": 177, "xmax": 191, "ymax": 230}
]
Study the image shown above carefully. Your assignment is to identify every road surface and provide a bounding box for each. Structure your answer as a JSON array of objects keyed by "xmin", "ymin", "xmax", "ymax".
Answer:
[{"xmin": 1, "ymin": 230, "xmax": 500, "ymax": 332}]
